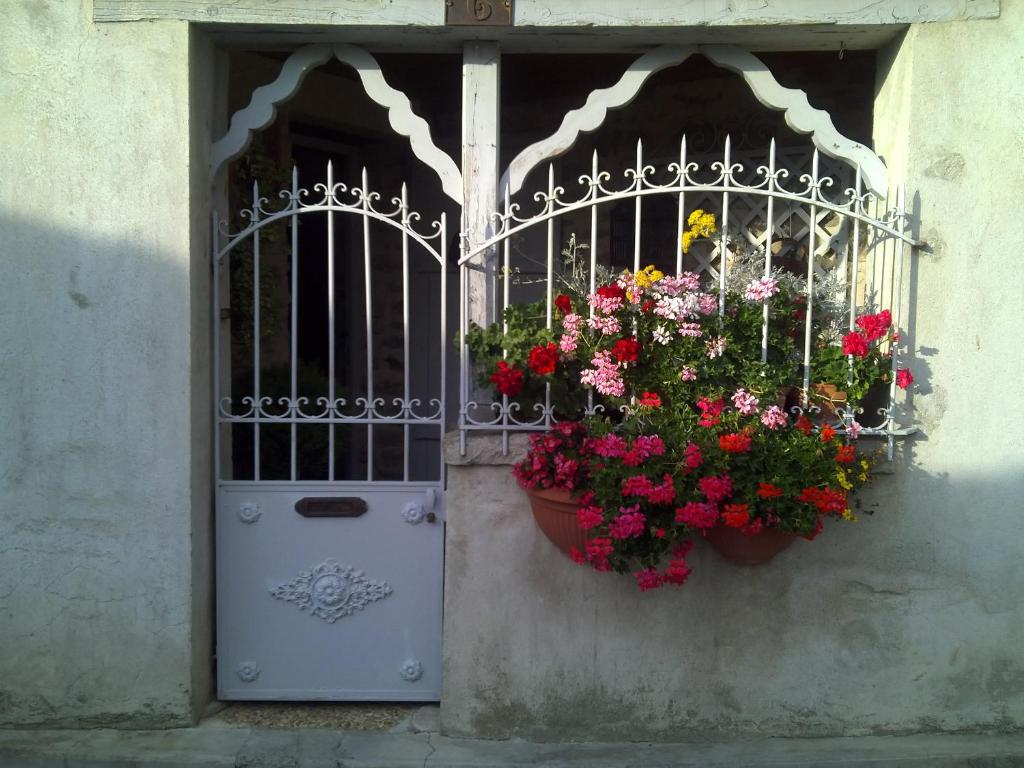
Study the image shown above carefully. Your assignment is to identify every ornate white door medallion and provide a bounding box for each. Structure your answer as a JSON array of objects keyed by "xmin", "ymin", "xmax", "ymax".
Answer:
[{"xmin": 270, "ymin": 558, "xmax": 392, "ymax": 623}]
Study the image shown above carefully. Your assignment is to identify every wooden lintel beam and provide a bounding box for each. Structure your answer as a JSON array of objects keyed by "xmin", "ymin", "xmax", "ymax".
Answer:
[{"xmin": 94, "ymin": 0, "xmax": 998, "ymax": 26}]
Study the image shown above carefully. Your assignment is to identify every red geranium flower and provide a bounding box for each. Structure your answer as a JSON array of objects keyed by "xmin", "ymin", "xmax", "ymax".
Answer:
[
  {"xmin": 554, "ymin": 294, "xmax": 572, "ymax": 314},
  {"xmin": 528, "ymin": 342, "xmax": 558, "ymax": 376},
  {"xmin": 719, "ymin": 432, "xmax": 753, "ymax": 453},
  {"xmin": 757, "ymin": 482, "xmax": 784, "ymax": 499},
  {"xmin": 635, "ymin": 568, "xmax": 664, "ymax": 591},
  {"xmin": 639, "ymin": 391, "xmax": 662, "ymax": 408},
  {"xmin": 490, "ymin": 360, "xmax": 524, "ymax": 396},
  {"xmin": 856, "ymin": 309, "xmax": 892, "ymax": 342},
  {"xmin": 835, "ymin": 444, "xmax": 856, "ymax": 464},
  {"xmin": 722, "ymin": 503, "xmax": 750, "ymax": 528},
  {"xmin": 663, "ymin": 556, "xmax": 691, "ymax": 585},
  {"xmin": 612, "ymin": 337, "xmax": 640, "ymax": 363},
  {"xmin": 795, "ymin": 415, "xmax": 813, "ymax": 435},
  {"xmin": 697, "ymin": 396, "xmax": 725, "ymax": 427},
  {"xmin": 820, "ymin": 426, "xmax": 836, "ymax": 443},
  {"xmin": 896, "ymin": 368, "xmax": 914, "ymax": 389},
  {"xmin": 842, "ymin": 331, "xmax": 870, "ymax": 357},
  {"xmin": 796, "ymin": 486, "xmax": 847, "ymax": 514},
  {"xmin": 597, "ymin": 283, "xmax": 626, "ymax": 301}
]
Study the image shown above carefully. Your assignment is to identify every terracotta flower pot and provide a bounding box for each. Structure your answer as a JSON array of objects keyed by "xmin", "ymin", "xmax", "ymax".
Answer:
[
  {"xmin": 522, "ymin": 486, "xmax": 587, "ymax": 559},
  {"xmin": 704, "ymin": 525, "xmax": 798, "ymax": 565},
  {"xmin": 783, "ymin": 383, "xmax": 846, "ymax": 423},
  {"xmin": 812, "ymin": 382, "xmax": 847, "ymax": 422}
]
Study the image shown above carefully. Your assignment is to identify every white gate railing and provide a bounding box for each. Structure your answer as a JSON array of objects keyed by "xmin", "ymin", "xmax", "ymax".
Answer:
[
  {"xmin": 213, "ymin": 163, "xmax": 448, "ymax": 484},
  {"xmin": 457, "ymin": 137, "xmax": 921, "ymax": 458}
]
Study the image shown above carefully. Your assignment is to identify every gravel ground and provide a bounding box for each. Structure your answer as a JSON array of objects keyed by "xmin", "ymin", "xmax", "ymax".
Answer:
[{"xmin": 211, "ymin": 702, "xmax": 419, "ymax": 730}]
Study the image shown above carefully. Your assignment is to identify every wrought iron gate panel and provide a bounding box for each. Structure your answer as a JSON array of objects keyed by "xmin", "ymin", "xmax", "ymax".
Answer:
[
  {"xmin": 213, "ymin": 164, "xmax": 447, "ymax": 700},
  {"xmin": 457, "ymin": 137, "xmax": 920, "ymax": 458}
]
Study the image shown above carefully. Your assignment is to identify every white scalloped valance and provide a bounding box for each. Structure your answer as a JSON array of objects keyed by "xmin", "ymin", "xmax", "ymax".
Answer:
[
  {"xmin": 209, "ymin": 44, "xmax": 464, "ymax": 205},
  {"xmin": 501, "ymin": 45, "xmax": 889, "ymax": 198}
]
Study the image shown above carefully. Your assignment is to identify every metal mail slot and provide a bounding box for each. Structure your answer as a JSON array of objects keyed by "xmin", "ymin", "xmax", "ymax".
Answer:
[{"xmin": 295, "ymin": 497, "xmax": 368, "ymax": 518}]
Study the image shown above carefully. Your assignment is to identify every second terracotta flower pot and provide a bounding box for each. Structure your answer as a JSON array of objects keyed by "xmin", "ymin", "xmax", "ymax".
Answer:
[
  {"xmin": 522, "ymin": 485, "xmax": 587, "ymax": 559},
  {"xmin": 704, "ymin": 525, "xmax": 798, "ymax": 565}
]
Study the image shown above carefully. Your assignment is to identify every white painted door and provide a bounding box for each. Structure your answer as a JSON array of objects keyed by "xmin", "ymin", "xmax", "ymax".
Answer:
[
  {"xmin": 212, "ymin": 160, "xmax": 450, "ymax": 700},
  {"xmin": 216, "ymin": 484, "xmax": 443, "ymax": 700}
]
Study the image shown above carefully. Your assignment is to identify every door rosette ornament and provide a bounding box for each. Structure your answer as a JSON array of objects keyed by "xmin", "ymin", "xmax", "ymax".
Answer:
[
  {"xmin": 236, "ymin": 661, "xmax": 260, "ymax": 682},
  {"xmin": 399, "ymin": 659, "xmax": 424, "ymax": 682},
  {"xmin": 237, "ymin": 501, "xmax": 261, "ymax": 524},
  {"xmin": 270, "ymin": 558, "xmax": 392, "ymax": 623}
]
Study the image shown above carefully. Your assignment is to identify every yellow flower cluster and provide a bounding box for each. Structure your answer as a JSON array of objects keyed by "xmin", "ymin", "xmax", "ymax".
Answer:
[
  {"xmin": 836, "ymin": 457, "xmax": 873, "ymax": 520},
  {"xmin": 634, "ymin": 264, "xmax": 665, "ymax": 288},
  {"xmin": 680, "ymin": 209, "xmax": 718, "ymax": 254}
]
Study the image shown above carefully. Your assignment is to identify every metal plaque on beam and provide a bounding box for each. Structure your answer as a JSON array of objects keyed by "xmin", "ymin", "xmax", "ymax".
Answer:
[{"xmin": 445, "ymin": 0, "xmax": 512, "ymax": 26}]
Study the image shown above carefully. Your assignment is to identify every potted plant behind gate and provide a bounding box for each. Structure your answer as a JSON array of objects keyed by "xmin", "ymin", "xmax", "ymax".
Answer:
[{"xmin": 466, "ymin": 212, "xmax": 914, "ymax": 590}]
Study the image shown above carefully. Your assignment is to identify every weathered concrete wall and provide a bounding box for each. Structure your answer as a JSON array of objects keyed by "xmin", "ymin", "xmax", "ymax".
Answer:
[
  {"xmin": 441, "ymin": 5, "xmax": 1024, "ymax": 740},
  {"xmin": 0, "ymin": 4, "xmax": 214, "ymax": 726}
]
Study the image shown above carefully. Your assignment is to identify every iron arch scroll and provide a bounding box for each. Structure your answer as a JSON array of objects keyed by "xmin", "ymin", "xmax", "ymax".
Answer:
[
  {"xmin": 216, "ymin": 185, "xmax": 446, "ymax": 269},
  {"xmin": 463, "ymin": 150, "xmax": 919, "ymax": 267}
]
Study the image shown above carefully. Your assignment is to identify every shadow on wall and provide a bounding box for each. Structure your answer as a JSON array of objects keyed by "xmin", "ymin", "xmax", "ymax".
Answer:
[{"xmin": 0, "ymin": 210, "xmax": 211, "ymax": 728}]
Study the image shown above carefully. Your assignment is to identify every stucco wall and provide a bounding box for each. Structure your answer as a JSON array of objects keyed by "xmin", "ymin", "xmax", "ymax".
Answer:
[
  {"xmin": 441, "ymin": 5, "xmax": 1024, "ymax": 741},
  {"xmin": 0, "ymin": 4, "xmax": 214, "ymax": 726}
]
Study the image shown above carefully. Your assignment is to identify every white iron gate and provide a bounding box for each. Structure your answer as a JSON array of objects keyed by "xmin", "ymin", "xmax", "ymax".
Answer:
[
  {"xmin": 213, "ymin": 165, "xmax": 447, "ymax": 700},
  {"xmin": 458, "ymin": 138, "xmax": 920, "ymax": 457}
]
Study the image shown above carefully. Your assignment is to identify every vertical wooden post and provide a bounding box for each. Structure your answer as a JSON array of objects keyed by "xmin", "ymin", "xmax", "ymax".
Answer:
[{"xmin": 461, "ymin": 41, "xmax": 501, "ymax": 327}]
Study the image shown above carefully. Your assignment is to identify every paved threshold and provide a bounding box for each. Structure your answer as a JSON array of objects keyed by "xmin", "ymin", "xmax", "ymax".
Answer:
[{"xmin": 0, "ymin": 723, "xmax": 1022, "ymax": 767}]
